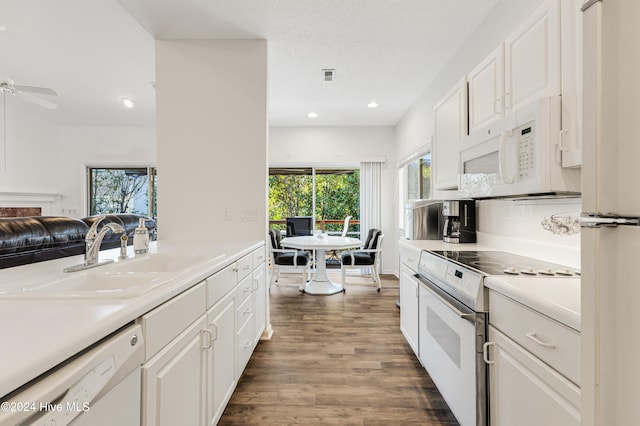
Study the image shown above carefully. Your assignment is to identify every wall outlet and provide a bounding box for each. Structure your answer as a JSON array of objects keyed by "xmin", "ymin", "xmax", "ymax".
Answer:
[{"xmin": 223, "ymin": 208, "xmax": 231, "ymax": 221}]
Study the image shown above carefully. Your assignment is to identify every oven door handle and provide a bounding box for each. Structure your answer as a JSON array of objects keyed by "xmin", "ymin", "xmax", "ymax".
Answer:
[{"xmin": 414, "ymin": 273, "xmax": 476, "ymax": 323}]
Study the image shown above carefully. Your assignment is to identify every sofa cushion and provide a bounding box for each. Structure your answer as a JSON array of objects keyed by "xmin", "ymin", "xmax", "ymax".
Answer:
[{"xmin": 0, "ymin": 217, "xmax": 52, "ymax": 255}]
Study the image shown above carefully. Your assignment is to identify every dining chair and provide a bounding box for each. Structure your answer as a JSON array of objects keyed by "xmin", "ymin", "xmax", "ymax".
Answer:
[
  {"xmin": 326, "ymin": 216, "xmax": 352, "ymax": 267},
  {"xmin": 340, "ymin": 228, "xmax": 384, "ymax": 291},
  {"xmin": 267, "ymin": 229, "xmax": 310, "ymax": 291}
]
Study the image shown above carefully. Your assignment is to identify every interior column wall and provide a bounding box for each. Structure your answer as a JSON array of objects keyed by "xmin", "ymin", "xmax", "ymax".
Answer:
[{"xmin": 155, "ymin": 39, "xmax": 268, "ymax": 242}]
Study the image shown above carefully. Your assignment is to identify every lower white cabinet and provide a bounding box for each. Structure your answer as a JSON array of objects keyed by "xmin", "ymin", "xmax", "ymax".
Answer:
[
  {"xmin": 485, "ymin": 290, "xmax": 581, "ymax": 426},
  {"xmin": 141, "ymin": 244, "xmax": 267, "ymax": 426},
  {"xmin": 486, "ymin": 325, "xmax": 580, "ymax": 426},
  {"xmin": 142, "ymin": 315, "xmax": 208, "ymax": 426},
  {"xmin": 399, "ymin": 263, "xmax": 419, "ymax": 357},
  {"xmin": 206, "ymin": 290, "xmax": 237, "ymax": 425},
  {"xmin": 252, "ymin": 263, "xmax": 266, "ymax": 343}
]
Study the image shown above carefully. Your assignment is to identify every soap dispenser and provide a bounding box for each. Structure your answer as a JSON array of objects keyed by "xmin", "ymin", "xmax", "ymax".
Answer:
[{"xmin": 133, "ymin": 218, "xmax": 149, "ymax": 254}]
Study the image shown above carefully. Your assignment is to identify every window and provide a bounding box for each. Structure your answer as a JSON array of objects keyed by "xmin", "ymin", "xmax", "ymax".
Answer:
[
  {"xmin": 88, "ymin": 166, "xmax": 157, "ymax": 224},
  {"xmin": 398, "ymin": 146, "xmax": 432, "ymax": 229},
  {"xmin": 268, "ymin": 167, "xmax": 360, "ymax": 237}
]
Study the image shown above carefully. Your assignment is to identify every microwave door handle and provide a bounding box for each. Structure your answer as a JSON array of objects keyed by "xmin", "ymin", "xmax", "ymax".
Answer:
[{"xmin": 499, "ymin": 130, "xmax": 515, "ymax": 184}]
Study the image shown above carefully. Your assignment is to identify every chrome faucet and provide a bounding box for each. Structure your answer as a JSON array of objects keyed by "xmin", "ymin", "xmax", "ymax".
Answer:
[{"xmin": 64, "ymin": 216, "xmax": 125, "ymax": 272}]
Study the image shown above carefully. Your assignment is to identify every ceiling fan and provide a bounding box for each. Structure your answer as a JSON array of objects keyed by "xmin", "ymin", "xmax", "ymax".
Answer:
[{"xmin": 0, "ymin": 77, "xmax": 58, "ymax": 109}]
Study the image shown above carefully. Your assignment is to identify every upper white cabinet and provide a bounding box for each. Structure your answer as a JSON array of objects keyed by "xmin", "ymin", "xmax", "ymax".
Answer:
[
  {"xmin": 468, "ymin": 0, "xmax": 562, "ymax": 132},
  {"xmin": 559, "ymin": 0, "xmax": 583, "ymax": 167},
  {"xmin": 433, "ymin": 77, "xmax": 467, "ymax": 190},
  {"xmin": 468, "ymin": 44, "xmax": 505, "ymax": 133},
  {"xmin": 504, "ymin": 0, "xmax": 561, "ymax": 113}
]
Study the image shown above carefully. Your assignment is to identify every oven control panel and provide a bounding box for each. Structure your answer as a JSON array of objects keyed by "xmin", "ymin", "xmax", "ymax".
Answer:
[{"xmin": 418, "ymin": 250, "xmax": 484, "ymax": 310}]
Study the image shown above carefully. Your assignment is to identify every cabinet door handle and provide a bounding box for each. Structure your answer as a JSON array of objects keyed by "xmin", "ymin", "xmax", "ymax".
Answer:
[
  {"xmin": 503, "ymin": 92, "xmax": 511, "ymax": 111},
  {"xmin": 243, "ymin": 340, "xmax": 252, "ymax": 348},
  {"xmin": 483, "ymin": 341, "xmax": 495, "ymax": 365},
  {"xmin": 210, "ymin": 324, "xmax": 218, "ymax": 341},
  {"xmin": 201, "ymin": 329, "xmax": 213, "ymax": 349},
  {"xmin": 526, "ymin": 332, "xmax": 556, "ymax": 348},
  {"xmin": 493, "ymin": 97, "xmax": 502, "ymax": 114},
  {"xmin": 232, "ymin": 267, "xmax": 239, "ymax": 272},
  {"xmin": 244, "ymin": 307, "xmax": 252, "ymax": 314}
]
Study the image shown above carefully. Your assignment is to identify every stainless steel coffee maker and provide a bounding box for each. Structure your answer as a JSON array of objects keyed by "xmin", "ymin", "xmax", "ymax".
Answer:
[{"xmin": 442, "ymin": 199, "xmax": 476, "ymax": 243}]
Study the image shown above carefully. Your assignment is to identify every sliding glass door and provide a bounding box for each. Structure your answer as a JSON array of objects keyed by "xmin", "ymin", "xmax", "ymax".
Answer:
[{"xmin": 268, "ymin": 167, "xmax": 360, "ymax": 237}]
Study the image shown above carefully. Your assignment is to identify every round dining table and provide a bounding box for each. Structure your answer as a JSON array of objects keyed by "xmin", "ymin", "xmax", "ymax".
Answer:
[{"xmin": 280, "ymin": 235, "xmax": 362, "ymax": 295}]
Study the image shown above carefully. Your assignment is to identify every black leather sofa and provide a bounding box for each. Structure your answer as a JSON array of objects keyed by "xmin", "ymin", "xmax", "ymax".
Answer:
[{"xmin": 0, "ymin": 214, "xmax": 156, "ymax": 269}]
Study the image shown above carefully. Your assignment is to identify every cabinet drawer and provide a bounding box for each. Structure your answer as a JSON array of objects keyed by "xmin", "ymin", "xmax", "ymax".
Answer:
[
  {"xmin": 141, "ymin": 282, "xmax": 206, "ymax": 361},
  {"xmin": 236, "ymin": 292, "xmax": 253, "ymax": 331},
  {"xmin": 489, "ymin": 291, "xmax": 580, "ymax": 385},
  {"xmin": 236, "ymin": 274, "xmax": 253, "ymax": 305},
  {"xmin": 399, "ymin": 246, "xmax": 420, "ymax": 272},
  {"xmin": 237, "ymin": 254, "xmax": 253, "ymax": 281},
  {"xmin": 236, "ymin": 316, "xmax": 255, "ymax": 376},
  {"xmin": 251, "ymin": 247, "xmax": 266, "ymax": 270},
  {"xmin": 206, "ymin": 263, "xmax": 237, "ymax": 309}
]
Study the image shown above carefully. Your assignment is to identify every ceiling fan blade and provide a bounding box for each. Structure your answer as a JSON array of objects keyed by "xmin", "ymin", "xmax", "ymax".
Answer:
[
  {"xmin": 16, "ymin": 92, "xmax": 58, "ymax": 109},
  {"xmin": 13, "ymin": 85, "xmax": 57, "ymax": 97}
]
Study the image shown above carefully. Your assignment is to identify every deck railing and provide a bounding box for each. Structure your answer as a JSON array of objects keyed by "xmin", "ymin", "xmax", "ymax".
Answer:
[{"xmin": 268, "ymin": 219, "xmax": 360, "ymax": 238}]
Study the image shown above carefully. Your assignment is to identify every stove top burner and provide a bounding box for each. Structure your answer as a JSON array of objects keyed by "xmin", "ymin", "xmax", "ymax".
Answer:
[{"xmin": 429, "ymin": 250, "xmax": 579, "ymax": 277}]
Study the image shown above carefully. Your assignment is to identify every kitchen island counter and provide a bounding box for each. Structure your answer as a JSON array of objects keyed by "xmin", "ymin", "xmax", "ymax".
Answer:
[{"xmin": 0, "ymin": 239, "xmax": 263, "ymax": 399}]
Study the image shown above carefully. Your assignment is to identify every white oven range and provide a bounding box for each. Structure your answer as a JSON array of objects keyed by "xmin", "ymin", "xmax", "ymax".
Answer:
[{"xmin": 415, "ymin": 249, "xmax": 579, "ymax": 426}]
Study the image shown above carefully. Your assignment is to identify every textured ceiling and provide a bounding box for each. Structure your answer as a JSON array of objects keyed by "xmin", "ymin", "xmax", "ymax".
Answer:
[{"xmin": 0, "ymin": 0, "xmax": 499, "ymax": 127}]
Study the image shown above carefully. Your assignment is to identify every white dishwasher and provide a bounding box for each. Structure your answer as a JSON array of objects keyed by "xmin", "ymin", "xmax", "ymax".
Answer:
[{"xmin": 0, "ymin": 323, "xmax": 144, "ymax": 426}]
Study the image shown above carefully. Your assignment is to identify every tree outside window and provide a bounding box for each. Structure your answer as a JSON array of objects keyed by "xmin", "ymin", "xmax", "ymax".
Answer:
[{"xmin": 88, "ymin": 167, "xmax": 158, "ymax": 236}]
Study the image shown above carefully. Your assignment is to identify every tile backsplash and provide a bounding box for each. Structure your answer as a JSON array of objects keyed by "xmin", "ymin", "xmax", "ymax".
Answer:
[{"xmin": 477, "ymin": 197, "xmax": 582, "ymax": 249}]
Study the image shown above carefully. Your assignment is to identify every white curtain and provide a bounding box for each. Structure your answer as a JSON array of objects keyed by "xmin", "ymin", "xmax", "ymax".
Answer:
[{"xmin": 359, "ymin": 161, "xmax": 383, "ymax": 241}]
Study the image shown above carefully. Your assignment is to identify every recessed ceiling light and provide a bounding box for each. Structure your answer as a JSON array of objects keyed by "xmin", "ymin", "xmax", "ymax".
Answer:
[
  {"xmin": 121, "ymin": 98, "xmax": 134, "ymax": 108},
  {"xmin": 307, "ymin": 112, "xmax": 318, "ymax": 118},
  {"xmin": 367, "ymin": 101, "xmax": 379, "ymax": 109}
]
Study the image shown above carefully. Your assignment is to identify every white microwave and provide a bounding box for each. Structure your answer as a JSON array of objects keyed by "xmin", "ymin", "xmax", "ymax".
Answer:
[{"xmin": 458, "ymin": 96, "xmax": 581, "ymax": 198}]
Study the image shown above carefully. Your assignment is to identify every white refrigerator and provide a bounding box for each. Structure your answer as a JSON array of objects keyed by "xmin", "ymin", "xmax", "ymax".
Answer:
[{"xmin": 580, "ymin": 0, "xmax": 640, "ymax": 425}]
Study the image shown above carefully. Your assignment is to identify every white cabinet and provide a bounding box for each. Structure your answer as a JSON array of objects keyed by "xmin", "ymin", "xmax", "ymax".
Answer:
[
  {"xmin": 204, "ymin": 246, "xmax": 267, "ymax": 425},
  {"xmin": 433, "ymin": 77, "xmax": 467, "ymax": 190},
  {"xmin": 468, "ymin": 44, "xmax": 505, "ymax": 133},
  {"xmin": 468, "ymin": 0, "xmax": 562, "ymax": 136},
  {"xmin": 504, "ymin": 0, "xmax": 561, "ymax": 113},
  {"xmin": 487, "ymin": 326, "xmax": 580, "ymax": 426},
  {"xmin": 142, "ymin": 315, "xmax": 208, "ymax": 426},
  {"xmin": 399, "ymin": 264, "xmax": 420, "ymax": 357},
  {"xmin": 236, "ymin": 272, "xmax": 254, "ymax": 376},
  {"xmin": 252, "ymin": 262, "xmax": 266, "ymax": 343},
  {"xmin": 559, "ymin": 0, "xmax": 583, "ymax": 167},
  {"xmin": 206, "ymin": 290, "xmax": 236, "ymax": 425},
  {"xmin": 485, "ymin": 290, "xmax": 581, "ymax": 425},
  {"xmin": 140, "ymin": 244, "xmax": 267, "ymax": 426},
  {"xmin": 141, "ymin": 282, "xmax": 208, "ymax": 426}
]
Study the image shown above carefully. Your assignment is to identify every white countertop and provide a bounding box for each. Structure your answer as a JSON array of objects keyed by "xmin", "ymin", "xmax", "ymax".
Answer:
[
  {"xmin": 399, "ymin": 237, "xmax": 581, "ymax": 332},
  {"xmin": 484, "ymin": 276, "xmax": 581, "ymax": 331},
  {"xmin": 0, "ymin": 239, "xmax": 263, "ymax": 399}
]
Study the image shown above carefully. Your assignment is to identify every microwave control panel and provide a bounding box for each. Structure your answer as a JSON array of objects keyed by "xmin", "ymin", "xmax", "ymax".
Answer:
[{"xmin": 516, "ymin": 121, "xmax": 535, "ymax": 180}]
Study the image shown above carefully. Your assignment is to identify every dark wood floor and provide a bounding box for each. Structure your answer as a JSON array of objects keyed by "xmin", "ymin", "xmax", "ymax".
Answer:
[{"xmin": 219, "ymin": 273, "xmax": 459, "ymax": 425}]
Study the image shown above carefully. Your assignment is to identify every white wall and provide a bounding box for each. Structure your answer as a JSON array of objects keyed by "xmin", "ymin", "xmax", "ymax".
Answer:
[
  {"xmin": 155, "ymin": 39, "xmax": 267, "ymax": 242},
  {"xmin": 269, "ymin": 126, "xmax": 397, "ymax": 274},
  {"xmin": 0, "ymin": 102, "xmax": 155, "ymax": 217},
  {"xmin": 57, "ymin": 126, "xmax": 156, "ymax": 217},
  {"xmin": 0, "ymin": 104, "xmax": 61, "ymax": 195}
]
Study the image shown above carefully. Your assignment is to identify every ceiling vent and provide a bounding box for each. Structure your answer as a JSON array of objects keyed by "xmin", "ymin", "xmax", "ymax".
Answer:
[{"xmin": 322, "ymin": 69, "xmax": 335, "ymax": 82}]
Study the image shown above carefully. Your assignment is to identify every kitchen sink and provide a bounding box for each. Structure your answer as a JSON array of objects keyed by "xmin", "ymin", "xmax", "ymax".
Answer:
[
  {"xmin": 103, "ymin": 254, "xmax": 206, "ymax": 273},
  {"xmin": 0, "ymin": 253, "xmax": 214, "ymax": 299},
  {"xmin": 0, "ymin": 272, "xmax": 172, "ymax": 299}
]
